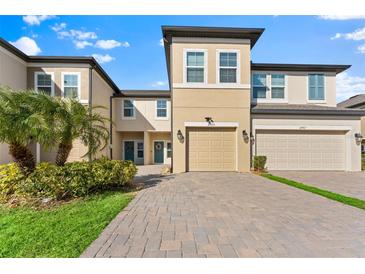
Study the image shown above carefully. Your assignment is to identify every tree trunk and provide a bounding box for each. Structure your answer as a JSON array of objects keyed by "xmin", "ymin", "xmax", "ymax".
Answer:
[
  {"xmin": 8, "ymin": 142, "xmax": 36, "ymax": 175},
  {"xmin": 55, "ymin": 141, "xmax": 73, "ymax": 166}
]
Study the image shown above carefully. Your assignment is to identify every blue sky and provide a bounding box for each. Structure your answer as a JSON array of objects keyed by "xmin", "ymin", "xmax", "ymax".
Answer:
[{"xmin": 1, "ymin": 15, "xmax": 365, "ymax": 102}]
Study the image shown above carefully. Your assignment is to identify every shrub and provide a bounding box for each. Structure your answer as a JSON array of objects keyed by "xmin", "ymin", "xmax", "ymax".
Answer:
[
  {"xmin": 0, "ymin": 158, "xmax": 137, "ymax": 203},
  {"xmin": 253, "ymin": 156, "xmax": 267, "ymax": 172},
  {"xmin": 0, "ymin": 163, "xmax": 24, "ymax": 202}
]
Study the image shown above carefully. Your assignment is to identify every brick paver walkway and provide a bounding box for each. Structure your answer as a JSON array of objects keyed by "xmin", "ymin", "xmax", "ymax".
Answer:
[{"xmin": 81, "ymin": 172, "xmax": 365, "ymax": 258}]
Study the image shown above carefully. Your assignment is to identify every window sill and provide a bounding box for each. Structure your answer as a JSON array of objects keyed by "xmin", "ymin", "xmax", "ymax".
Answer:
[{"xmin": 121, "ymin": 117, "xmax": 136, "ymax": 120}]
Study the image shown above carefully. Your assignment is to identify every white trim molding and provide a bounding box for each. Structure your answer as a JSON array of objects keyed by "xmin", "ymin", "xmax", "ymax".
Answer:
[
  {"xmin": 61, "ymin": 72, "xmax": 81, "ymax": 100},
  {"xmin": 254, "ymin": 125, "xmax": 352, "ymax": 131},
  {"xmin": 34, "ymin": 71, "xmax": 55, "ymax": 96},
  {"xmin": 184, "ymin": 121, "xmax": 239, "ymax": 128}
]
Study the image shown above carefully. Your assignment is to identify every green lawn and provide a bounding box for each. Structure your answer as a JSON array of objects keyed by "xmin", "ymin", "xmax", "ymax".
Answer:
[
  {"xmin": 0, "ymin": 191, "xmax": 134, "ymax": 258},
  {"xmin": 261, "ymin": 173, "xmax": 365, "ymax": 211}
]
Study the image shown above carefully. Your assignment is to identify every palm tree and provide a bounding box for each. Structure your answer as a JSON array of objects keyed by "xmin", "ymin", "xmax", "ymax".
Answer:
[
  {"xmin": 54, "ymin": 99, "xmax": 110, "ymax": 166},
  {"xmin": 0, "ymin": 86, "xmax": 58, "ymax": 175}
]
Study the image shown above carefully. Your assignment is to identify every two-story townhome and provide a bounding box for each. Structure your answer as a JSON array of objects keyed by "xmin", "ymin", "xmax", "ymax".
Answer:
[
  {"xmin": 0, "ymin": 37, "xmax": 119, "ymax": 164},
  {"xmin": 1, "ymin": 25, "xmax": 365, "ymax": 172}
]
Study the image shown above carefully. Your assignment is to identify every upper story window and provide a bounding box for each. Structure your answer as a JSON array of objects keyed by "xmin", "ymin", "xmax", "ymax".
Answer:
[
  {"xmin": 156, "ymin": 99, "xmax": 167, "ymax": 119},
  {"xmin": 62, "ymin": 73, "xmax": 80, "ymax": 99},
  {"xmin": 185, "ymin": 51, "xmax": 206, "ymax": 83},
  {"xmin": 122, "ymin": 99, "xmax": 135, "ymax": 119},
  {"xmin": 271, "ymin": 74, "xmax": 285, "ymax": 99},
  {"xmin": 252, "ymin": 73, "xmax": 286, "ymax": 101},
  {"xmin": 35, "ymin": 72, "xmax": 54, "ymax": 96},
  {"xmin": 218, "ymin": 52, "xmax": 238, "ymax": 83},
  {"xmin": 252, "ymin": 74, "xmax": 267, "ymax": 98},
  {"xmin": 308, "ymin": 74, "xmax": 325, "ymax": 101}
]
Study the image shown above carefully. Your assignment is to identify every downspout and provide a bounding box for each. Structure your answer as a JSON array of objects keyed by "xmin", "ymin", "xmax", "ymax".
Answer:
[
  {"xmin": 88, "ymin": 65, "xmax": 94, "ymax": 161},
  {"xmin": 109, "ymin": 95, "xmax": 113, "ymax": 159}
]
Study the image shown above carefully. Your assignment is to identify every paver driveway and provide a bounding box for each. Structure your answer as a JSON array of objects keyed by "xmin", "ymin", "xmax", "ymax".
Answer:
[
  {"xmin": 81, "ymin": 172, "xmax": 365, "ymax": 258},
  {"xmin": 272, "ymin": 171, "xmax": 365, "ymax": 200}
]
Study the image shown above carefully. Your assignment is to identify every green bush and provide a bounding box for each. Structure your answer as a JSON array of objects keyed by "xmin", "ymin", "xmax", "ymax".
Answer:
[
  {"xmin": 253, "ymin": 156, "xmax": 267, "ymax": 172},
  {"xmin": 0, "ymin": 158, "xmax": 137, "ymax": 203}
]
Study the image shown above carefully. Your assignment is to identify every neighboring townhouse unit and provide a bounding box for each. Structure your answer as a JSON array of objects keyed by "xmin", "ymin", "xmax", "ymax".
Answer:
[
  {"xmin": 1, "ymin": 25, "xmax": 365, "ymax": 172},
  {"xmin": 338, "ymin": 94, "xmax": 365, "ymax": 152},
  {"xmin": 0, "ymin": 37, "xmax": 119, "ymax": 164}
]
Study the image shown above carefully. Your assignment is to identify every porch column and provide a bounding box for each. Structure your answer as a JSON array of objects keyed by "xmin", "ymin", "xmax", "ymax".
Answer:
[{"xmin": 143, "ymin": 131, "xmax": 151, "ymax": 165}]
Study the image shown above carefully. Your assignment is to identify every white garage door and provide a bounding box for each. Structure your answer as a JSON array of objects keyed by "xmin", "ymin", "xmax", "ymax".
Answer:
[
  {"xmin": 256, "ymin": 130, "xmax": 346, "ymax": 170},
  {"xmin": 187, "ymin": 127, "xmax": 236, "ymax": 171}
]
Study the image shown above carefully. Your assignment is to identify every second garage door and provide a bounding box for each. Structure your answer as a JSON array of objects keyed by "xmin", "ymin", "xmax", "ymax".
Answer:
[
  {"xmin": 187, "ymin": 127, "xmax": 236, "ymax": 171},
  {"xmin": 255, "ymin": 130, "xmax": 346, "ymax": 170}
]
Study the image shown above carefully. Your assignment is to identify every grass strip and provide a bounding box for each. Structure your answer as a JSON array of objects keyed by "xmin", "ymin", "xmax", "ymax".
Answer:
[{"xmin": 261, "ymin": 173, "xmax": 365, "ymax": 211}]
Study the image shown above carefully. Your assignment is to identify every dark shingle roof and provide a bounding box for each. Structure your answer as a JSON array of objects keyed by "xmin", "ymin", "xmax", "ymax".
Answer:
[
  {"xmin": 118, "ymin": 90, "xmax": 170, "ymax": 98},
  {"xmin": 251, "ymin": 103, "xmax": 365, "ymax": 116},
  {"xmin": 338, "ymin": 94, "xmax": 365, "ymax": 108}
]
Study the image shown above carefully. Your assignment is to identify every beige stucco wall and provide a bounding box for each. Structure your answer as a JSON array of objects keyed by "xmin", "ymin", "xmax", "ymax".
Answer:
[
  {"xmin": 171, "ymin": 39, "xmax": 252, "ymax": 173},
  {"xmin": 251, "ymin": 70, "xmax": 337, "ymax": 107},
  {"xmin": 114, "ymin": 97, "xmax": 171, "ymax": 132},
  {"xmin": 252, "ymin": 115, "xmax": 362, "ymax": 171},
  {"xmin": 0, "ymin": 46, "xmax": 28, "ymax": 164},
  {"xmin": 92, "ymin": 70, "xmax": 114, "ymax": 159},
  {"xmin": 361, "ymin": 116, "xmax": 365, "ymax": 137}
]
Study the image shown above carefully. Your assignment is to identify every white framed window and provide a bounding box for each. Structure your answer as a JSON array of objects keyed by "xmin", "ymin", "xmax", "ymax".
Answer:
[
  {"xmin": 156, "ymin": 99, "xmax": 168, "ymax": 120},
  {"xmin": 167, "ymin": 142, "xmax": 172, "ymax": 158},
  {"xmin": 184, "ymin": 49, "xmax": 207, "ymax": 83},
  {"xmin": 271, "ymin": 74, "xmax": 285, "ymax": 99},
  {"xmin": 252, "ymin": 73, "xmax": 287, "ymax": 102},
  {"xmin": 308, "ymin": 74, "xmax": 325, "ymax": 102},
  {"xmin": 34, "ymin": 72, "xmax": 54, "ymax": 96},
  {"xmin": 217, "ymin": 50, "xmax": 239, "ymax": 83},
  {"xmin": 137, "ymin": 142, "xmax": 144, "ymax": 159},
  {"xmin": 252, "ymin": 73, "xmax": 267, "ymax": 99},
  {"xmin": 62, "ymin": 72, "xmax": 80, "ymax": 99},
  {"xmin": 122, "ymin": 99, "xmax": 135, "ymax": 119}
]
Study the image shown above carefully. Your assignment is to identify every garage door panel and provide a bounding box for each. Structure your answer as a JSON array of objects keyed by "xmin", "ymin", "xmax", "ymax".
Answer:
[
  {"xmin": 187, "ymin": 127, "xmax": 236, "ymax": 171},
  {"xmin": 256, "ymin": 130, "xmax": 345, "ymax": 171}
]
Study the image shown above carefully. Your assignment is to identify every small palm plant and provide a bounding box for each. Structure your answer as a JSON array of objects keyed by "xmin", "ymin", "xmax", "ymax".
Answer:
[
  {"xmin": 54, "ymin": 99, "xmax": 110, "ymax": 166},
  {"xmin": 0, "ymin": 86, "xmax": 58, "ymax": 175}
]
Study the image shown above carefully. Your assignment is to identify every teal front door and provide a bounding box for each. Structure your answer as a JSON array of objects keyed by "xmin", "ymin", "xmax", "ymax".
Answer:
[
  {"xmin": 154, "ymin": 141, "xmax": 164, "ymax": 164},
  {"xmin": 124, "ymin": 141, "xmax": 134, "ymax": 162}
]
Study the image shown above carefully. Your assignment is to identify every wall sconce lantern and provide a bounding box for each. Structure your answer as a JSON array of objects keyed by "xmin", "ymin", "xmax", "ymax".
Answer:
[
  {"xmin": 355, "ymin": 133, "xmax": 363, "ymax": 144},
  {"xmin": 177, "ymin": 129, "xmax": 184, "ymax": 143},
  {"xmin": 205, "ymin": 117, "xmax": 214, "ymax": 125},
  {"xmin": 242, "ymin": 130, "xmax": 249, "ymax": 143},
  {"xmin": 250, "ymin": 132, "xmax": 255, "ymax": 145}
]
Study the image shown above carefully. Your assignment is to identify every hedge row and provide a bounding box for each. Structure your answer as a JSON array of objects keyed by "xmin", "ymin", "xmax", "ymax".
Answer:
[{"xmin": 0, "ymin": 157, "xmax": 137, "ymax": 203}]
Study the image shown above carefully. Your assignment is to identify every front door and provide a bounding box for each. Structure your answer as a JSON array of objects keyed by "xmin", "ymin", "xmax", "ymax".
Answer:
[
  {"xmin": 154, "ymin": 141, "xmax": 164, "ymax": 164},
  {"xmin": 124, "ymin": 141, "xmax": 135, "ymax": 162}
]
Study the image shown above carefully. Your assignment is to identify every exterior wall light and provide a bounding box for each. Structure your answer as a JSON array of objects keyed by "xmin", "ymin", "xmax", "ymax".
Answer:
[
  {"xmin": 177, "ymin": 129, "xmax": 184, "ymax": 143},
  {"xmin": 355, "ymin": 133, "xmax": 363, "ymax": 144},
  {"xmin": 250, "ymin": 132, "xmax": 255, "ymax": 145},
  {"xmin": 242, "ymin": 130, "xmax": 249, "ymax": 143},
  {"xmin": 205, "ymin": 117, "xmax": 214, "ymax": 125}
]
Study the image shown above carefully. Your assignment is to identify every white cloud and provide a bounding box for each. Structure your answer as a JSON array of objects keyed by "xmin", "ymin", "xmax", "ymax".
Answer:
[
  {"xmin": 51, "ymin": 22, "xmax": 66, "ymax": 32},
  {"xmin": 57, "ymin": 29, "xmax": 97, "ymax": 40},
  {"xmin": 336, "ymin": 72, "xmax": 365, "ymax": 102},
  {"xmin": 95, "ymin": 39, "xmax": 129, "ymax": 49},
  {"xmin": 319, "ymin": 15, "xmax": 365, "ymax": 20},
  {"xmin": 23, "ymin": 15, "xmax": 55, "ymax": 26},
  {"xmin": 358, "ymin": 44, "xmax": 365, "ymax": 53},
  {"xmin": 10, "ymin": 36, "xmax": 41, "ymax": 55},
  {"xmin": 159, "ymin": 38, "xmax": 164, "ymax": 46},
  {"xmin": 92, "ymin": 54, "xmax": 115, "ymax": 64},
  {"xmin": 331, "ymin": 27, "xmax": 365, "ymax": 41},
  {"xmin": 151, "ymin": 80, "xmax": 168, "ymax": 87},
  {"xmin": 74, "ymin": 40, "xmax": 93, "ymax": 49}
]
